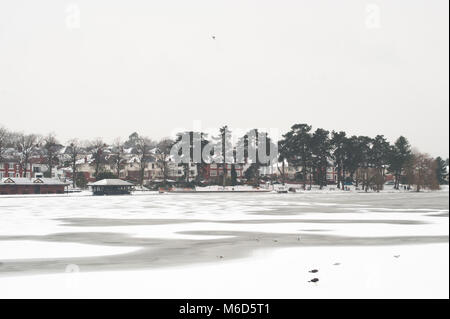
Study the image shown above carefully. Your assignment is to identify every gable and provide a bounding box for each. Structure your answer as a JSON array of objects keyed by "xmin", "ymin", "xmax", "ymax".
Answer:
[
  {"xmin": 33, "ymin": 178, "xmax": 44, "ymax": 184},
  {"xmin": 3, "ymin": 178, "xmax": 15, "ymax": 184}
]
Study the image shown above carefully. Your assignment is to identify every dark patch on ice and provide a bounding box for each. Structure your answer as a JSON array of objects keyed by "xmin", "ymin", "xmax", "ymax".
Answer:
[
  {"xmin": 56, "ymin": 218, "xmax": 204, "ymax": 227},
  {"xmin": 427, "ymin": 212, "xmax": 449, "ymax": 217},
  {"xmin": 56, "ymin": 217, "xmax": 426, "ymax": 227},
  {"xmin": 0, "ymin": 230, "xmax": 447, "ymax": 278}
]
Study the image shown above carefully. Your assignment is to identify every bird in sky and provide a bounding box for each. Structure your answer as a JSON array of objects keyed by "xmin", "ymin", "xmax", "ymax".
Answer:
[{"xmin": 212, "ymin": 35, "xmax": 216, "ymax": 40}]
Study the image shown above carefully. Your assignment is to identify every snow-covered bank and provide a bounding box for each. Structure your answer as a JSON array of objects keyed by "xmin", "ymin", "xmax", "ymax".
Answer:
[{"xmin": 0, "ymin": 243, "xmax": 447, "ymax": 299}]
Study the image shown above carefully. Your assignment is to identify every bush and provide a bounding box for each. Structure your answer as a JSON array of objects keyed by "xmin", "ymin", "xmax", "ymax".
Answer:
[
  {"xmin": 95, "ymin": 171, "xmax": 118, "ymax": 181},
  {"xmin": 76, "ymin": 173, "xmax": 88, "ymax": 189}
]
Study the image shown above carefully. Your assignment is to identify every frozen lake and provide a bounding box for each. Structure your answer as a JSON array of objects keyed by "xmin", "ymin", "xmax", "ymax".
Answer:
[{"xmin": 0, "ymin": 190, "xmax": 448, "ymax": 298}]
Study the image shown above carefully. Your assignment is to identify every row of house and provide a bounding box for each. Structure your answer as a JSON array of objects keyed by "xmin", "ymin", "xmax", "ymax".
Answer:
[
  {"xmin": 0, "ymin": 158, "xmax": 64, "ymax": 180},
  {"xmin": 65, "ymin": 156, "xmax": 248, "ymax": 184},
  {"xmin": 1, "ymin": 145, "xmax": 341, "ymax": 186},
  {"xmin": 1, "ymin": 158, "xmax": 339, "ymax": 186}
]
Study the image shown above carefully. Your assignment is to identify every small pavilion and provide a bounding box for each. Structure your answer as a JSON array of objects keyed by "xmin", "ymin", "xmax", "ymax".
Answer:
[{"xmin": 88, "ymin": 179, "xmax": 134, "ymax": 195}]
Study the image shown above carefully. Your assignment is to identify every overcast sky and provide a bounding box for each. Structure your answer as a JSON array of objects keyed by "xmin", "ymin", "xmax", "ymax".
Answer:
[{"xmin": 0, "ymin": 0, "xmax": 448, "ymax": 157}]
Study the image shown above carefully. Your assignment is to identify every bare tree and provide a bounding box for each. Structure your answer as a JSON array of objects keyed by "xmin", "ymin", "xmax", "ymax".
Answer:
[
  {"xmin": 112, "ymin": 138, "xmax": 125, "ymax": 178},
  {"xmin": 0, "ymin": 126, "xmax": 9, "ymax": 162},
  {"xmin": 67, "ymin": 139, "xmax": 83, "ymax": 188},
  {"xmin": 89, "ymin": 139, "xmax": 107, "ymax": 179},
  {"xmin": 220, "ymin": 126, "xmax": 232, "ymax": 187},
  {"xmin": 135, "ymin": 136, "xmax": 154, "ymax": 186},
  {"xmin": 42, "ymin": 133, "xmax": 61, "ymax": 178},
  {"xmin": 406, "ymin": 151, "xmax": 440, "ymax": 192},
  {"xmin": 16, "ymin": 133, "xmax": 39, "ymax": 178},
  {"xmin": 156, "ymin": 138, "xmax": 174, "ymax": 185}
]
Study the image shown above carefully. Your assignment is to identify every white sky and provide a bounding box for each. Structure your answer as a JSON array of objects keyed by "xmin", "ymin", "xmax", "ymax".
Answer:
[{"xmin": 0, "ymin": 0, "xmax": 448, "ymax": 157}]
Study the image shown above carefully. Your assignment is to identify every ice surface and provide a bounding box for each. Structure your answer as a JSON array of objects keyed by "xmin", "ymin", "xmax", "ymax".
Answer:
[
  {"xmin": 0, "ymin": 189, "xmax": 448, "ymax": 298},
  {"xmin": 0, "ymin": 241, "xmax": 139, "ymax": 260}
]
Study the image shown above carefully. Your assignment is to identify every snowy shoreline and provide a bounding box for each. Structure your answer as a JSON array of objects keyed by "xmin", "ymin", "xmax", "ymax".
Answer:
[{"xmin": 0, "ymin": 184, "xmax": 448, "ymax": 199}]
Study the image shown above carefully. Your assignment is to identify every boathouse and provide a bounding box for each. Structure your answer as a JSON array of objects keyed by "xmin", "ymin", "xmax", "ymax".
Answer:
[
  {"xmin": 88, "ymin": 179, "xmax": 134, "ymax": 195},
  {"xmin": 0, "ymin": 178, "xmax": 69, "ymax": 195}
]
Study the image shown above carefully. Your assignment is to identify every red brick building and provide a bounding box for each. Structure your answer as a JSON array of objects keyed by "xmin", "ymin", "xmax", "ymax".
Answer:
[
  {"xmin": 203, "ymin": 164, "xmax": 244, "ymax": 180},
  {"xmin": 0, "ymin": 160, "xmax": 31, "ymax": 179},
  {"xmin": 0, "ymin": 178, "xmax": 68, "ymax": 195}
]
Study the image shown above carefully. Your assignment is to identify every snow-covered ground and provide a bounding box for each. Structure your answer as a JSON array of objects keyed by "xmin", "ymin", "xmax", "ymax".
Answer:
[{"xmin": 0, "ymin": 189, "xmax": 448, "ymax": 298}]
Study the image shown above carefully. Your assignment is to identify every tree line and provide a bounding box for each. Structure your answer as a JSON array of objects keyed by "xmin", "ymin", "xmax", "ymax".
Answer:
[
  {"xmin": 0, "ymin": 124, "xmax": 448, "ymax": 192},
  {"xmin": 278, "ymin": 124, "xmax": 447, "ymax": 192}
]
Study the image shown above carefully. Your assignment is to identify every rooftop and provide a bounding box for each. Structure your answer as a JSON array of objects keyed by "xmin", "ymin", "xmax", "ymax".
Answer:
[
  {"xmin": 0, "ymin": 178, "xmax": 69, "ymax": 185},
  {"xmin": 88, "ymin": 179, "xmax": 135, "ymax": 186}
]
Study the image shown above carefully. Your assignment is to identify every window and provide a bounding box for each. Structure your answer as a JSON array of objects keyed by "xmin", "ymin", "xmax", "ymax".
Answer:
[
  {"xmin": 33, "ymin": 167, "xmax": 41, "ymax": 173},
  {"xmin": 236, "ymin": 171, "xmax": 241, "ymax": 177},
  {"xmin": 0, "ymin": 163, "xmax": 3, "ymax": 169},
  {"xmin": 8, "ymin": 173, "xmax": 14, "ymax": 177},
  {"xmin": 9, "ymin": 163, "xmax": 15, "ymax": 170},
  {"xmin": 210, "ymin": 170, "xmax": 217, "ymax": 176}
]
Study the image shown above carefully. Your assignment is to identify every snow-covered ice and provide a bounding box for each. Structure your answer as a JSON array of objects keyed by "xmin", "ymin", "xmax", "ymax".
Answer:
[{"xmin": 0, "ymin": 189, "xmax": 448, "ymax": 298}]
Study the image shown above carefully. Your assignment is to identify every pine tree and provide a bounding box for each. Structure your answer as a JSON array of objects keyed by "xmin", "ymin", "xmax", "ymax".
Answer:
[
  {"xmin": 282, "ymin": 124, "xmax": 312, "ymax": 190},
  {"xmin": 435, "ymin": 156, "xmax": 448, "ymax": 185},
  {"xmin": 331, "ymin": 131, "xmax": 347, "ymax": 189},
  {"xmin": 356, "ymin": 136, "xmax": 373, "ymax": 191},
  {"xmin": 370, "ymin": 135, "xmax": 391, "ymax": 191},
  {"xmin": 387, "ymin": 136, "xmax": 412, "ymax": 189},
  {"xmin": 311, "ymin": 128, "xmax": 331, "ymax": 189}
]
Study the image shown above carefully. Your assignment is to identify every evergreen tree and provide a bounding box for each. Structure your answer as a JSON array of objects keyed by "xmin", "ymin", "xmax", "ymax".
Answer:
[
  {"xmin": 124, "ymin": 132, "xmax": 140, "ymax": 150},
  {"xmin": 282, "ymin": 124, "xmax": 312, "ymax": 190},
  {"xmin": 239, "ymin": 129, "xmax": 275, "ymax": 186},
  {"xmin": 230, "ymin": 164, "xmax": 237, "ymax": 186},
  {"xmin": 435, "ymin": 156, "xmax": 448, "ymax": 185},
  {"xmin": 387, "ymin": 136, "xmax": 412, "ymax": 189},
  {"xmin": 356, "ymin": 136, "xmax": 373, "ymax": 191},
  {"xmin": 311, "ymin": 128, "xmax": 331, "ymax": 189},
  {"xmin": 343, "ymin": 136, "xmax": 362, "ymax": 185},
  {"xmin": 219, "ymin": 126, "xmax": 232, "ymax": 187},
  {"xmin": 331, "ymin": 131, "xmax": 347, "ymax": 189},
  {"xmin": 370, "ymin": 135, "xmax": 391, "ymax": 191},
  {"xmin": 42, "ymin": 134, "xmax": 61, "ymax": 178}
]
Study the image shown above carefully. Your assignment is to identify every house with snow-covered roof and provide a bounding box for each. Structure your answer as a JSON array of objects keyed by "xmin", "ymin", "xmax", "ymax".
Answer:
[{"xmin": 0, "ymin": 177, "xmax": 69, "ymax": 195}]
